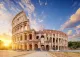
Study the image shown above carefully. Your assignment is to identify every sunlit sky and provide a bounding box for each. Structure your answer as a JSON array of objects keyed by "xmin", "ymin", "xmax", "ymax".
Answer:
[{"xmin": 0, "ymin": 0, "xmax": 80, "ymax": 42}]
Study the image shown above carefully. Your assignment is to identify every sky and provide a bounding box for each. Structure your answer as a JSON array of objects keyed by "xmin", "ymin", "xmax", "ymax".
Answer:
[{"xmin": 0, "ymin": 0, "xmax": 80, "ymax": 42}]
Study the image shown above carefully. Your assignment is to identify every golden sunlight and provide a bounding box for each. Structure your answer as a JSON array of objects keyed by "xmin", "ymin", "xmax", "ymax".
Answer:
[{"xmin": 3, "ymin": 40, "xmax": 11, "ymax": 47}]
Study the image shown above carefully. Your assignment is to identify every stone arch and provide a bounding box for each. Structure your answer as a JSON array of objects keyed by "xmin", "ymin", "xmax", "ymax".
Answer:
[
  {"xmin": 34, "ymin": 44, "xmax": 38, "ymax": 50},
  {"xmin": 46, "ymin": 45, "xmax": 49, "ymax": 51},
  {"xmin": 29, "ymin": 44, "xmax": 32, "ymax": 50}
]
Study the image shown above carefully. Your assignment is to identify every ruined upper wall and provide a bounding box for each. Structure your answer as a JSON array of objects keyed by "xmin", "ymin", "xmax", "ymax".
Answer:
[{"xmin": 12, "ymin": 11, "xmax": 29, "ymax": 27}]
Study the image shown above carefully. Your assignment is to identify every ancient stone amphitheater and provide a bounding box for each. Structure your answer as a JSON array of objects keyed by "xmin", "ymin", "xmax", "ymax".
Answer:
[{"xmin": 12, "ymin": 11, "xmax": 68, "ymax": 51}]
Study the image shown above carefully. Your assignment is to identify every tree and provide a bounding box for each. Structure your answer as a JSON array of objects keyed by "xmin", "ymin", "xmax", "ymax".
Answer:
[{"xmin": 68, "ymin": 41, "xmax": 80, "ymax": 49}]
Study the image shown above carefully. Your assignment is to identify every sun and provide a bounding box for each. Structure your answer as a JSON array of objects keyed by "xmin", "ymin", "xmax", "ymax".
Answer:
[
  {"xmin": 3, "ymin": 40, "xmax": 12, "ymax": 47},
  {"xmin": 4, "ymin": 43, "xmax": 9, "ymax": 47}
]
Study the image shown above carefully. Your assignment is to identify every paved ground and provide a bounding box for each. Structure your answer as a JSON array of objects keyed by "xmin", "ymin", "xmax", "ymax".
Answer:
[{"xmin": 18, "ymin": 52, "xmax": 54, "ymax": 57}]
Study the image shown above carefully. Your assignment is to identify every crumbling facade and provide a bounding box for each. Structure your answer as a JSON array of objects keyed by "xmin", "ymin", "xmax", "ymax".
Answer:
[{"xmin": 12, "ymin": 11, "xmax": 68, "ymax": 51}]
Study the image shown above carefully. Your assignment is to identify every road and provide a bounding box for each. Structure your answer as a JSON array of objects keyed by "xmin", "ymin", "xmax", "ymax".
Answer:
[{"xmin": 18, "ymin": 52, "xmax": 54, "ymax": 57}]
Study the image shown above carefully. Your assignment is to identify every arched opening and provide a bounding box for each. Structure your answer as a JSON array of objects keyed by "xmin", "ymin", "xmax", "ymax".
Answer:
[
  {"xmin": 29, "ymin": 34, "xmax": 32, "ymax": 40},
  {"xmin": 50, "ymin": 37, "xmax": 52, "ymax": 41},
  {"xmin": 29, "ymin": 44, "xmax": 32, "ymax": 50},
  {"xmin": 56, "ymin": 46, "xmax": 58, "ymax": 50},
  {"xmin": 34, "ymin": 44, "xmax": 38, "ymax": 50},
  {"xmin": 25, "ymin": 44, "xmax": 27, "ymax": 50},
  {"xmin": 36, "ymin": 36, "xmax": 39, "ymax": 39},
  {"xmin": 41, "ymin": 45, "xmax": 45, "ymax": 50},
  {"xmin": 20, "ymin": 35, "xmax": 22, "ymax": 41},
  {"xmin": 20, "ymin": 45, "xmax": 22, "ymax": 50},
  {"xmin": 53, "ymin": 45, "xmax": 55, "ymax": 50},
  {"xmin": 41, "ymin": 35, "xmax": 44, "ymax": 38},
  {"xmin": 24, "ymin": 34, "xmax": 27, "ymax": 40},
  {"xmin": 56, "ymin": 38, "xmax": 58, "ymax": 43},
  {"xmin": 53, "ymin": 38, "xmax": 55, "ymax": 43},
  {"xmin": 46, "ymin": 45, "xmax": 49, "ymax": 51}
]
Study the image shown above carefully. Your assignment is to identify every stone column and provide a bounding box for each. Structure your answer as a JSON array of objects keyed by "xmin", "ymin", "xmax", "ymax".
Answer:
[
  {"xmin": 27, "ymin": 34, "xmax": 29, "ymax": 40},
  {"xmin": 32, "ymin": 43, "xmax": 34, "ymax": 50},
  {"xmin": 38, "ymin": 42, "xmax": 41, "ymax": 49},
  {"xmin": 49, "ymin": 43, "xmax": 51, "ymax": 50},
  {"xmin": 22, "ymin": 44, "xmax": 25, "ymax": 50},
  {"xmin": 58, "ymin": 37, "xmax": 59, "ymax": 50},
  {"xmin": 22, "ymin": 33, "xmax": 25, "ymax": 41},
  {"xmin": 27, "ymin": 43, "xmax": 29, "ymax": 50},
  {"xmin": 55, "ymin": 34, "xmax": 56, "ymax": 50},
  {"xmin": 51, "ymin": 34, "xmax": 54, "ymax": 49}
]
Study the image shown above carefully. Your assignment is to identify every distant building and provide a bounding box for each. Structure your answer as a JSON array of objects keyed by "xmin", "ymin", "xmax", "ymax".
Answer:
[{"xmin": 12, "ymin": 11, "xmax": 68, "ymax": 51}]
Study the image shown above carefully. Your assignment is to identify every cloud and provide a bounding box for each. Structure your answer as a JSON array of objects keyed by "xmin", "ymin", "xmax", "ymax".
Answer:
[
  {"xmin": 67, "ymin": 30, "xmax": 72, "ymax": 35},
  {"xmin": 19, "ymin": 2, "xmax": 24, "ymax": 9},
  {"xmin": 45, "ymin": 0, "xmax": 47, "ymax": 5},
  {"xmin": 60, "ymin": 8, "xmax": 80, "ymax": 30},
  {"xmin": 0, "ymin": 0, "xmax": 45, "ymax": 34},
  {"xmin": 75, "ymin": 25, "xmax": 80, "ymax": 29},
  {"xmin": 19, "ymin": 0, "xmax": 45, "ymax": 31},
  {"xmin": 0, "ymin": 2, "xmax": 13, "ymax": 35},
  {"xmin": 0, "ymin": 3, "xmax": 7, "ymax": 11},
  {"xmin": 72, "ymin": 1, "xmax": 78, "ymax": 7},
  {"xmin": 39, "ymin": 0, "xmax": 47, "ymax": 5},
  {"xmin": 0, "ymin": 10, "xmax": 13, "ymax": 35},
  {"xmin": 39, "ymin": 0, "xmax": 43, "ymax": 5}
]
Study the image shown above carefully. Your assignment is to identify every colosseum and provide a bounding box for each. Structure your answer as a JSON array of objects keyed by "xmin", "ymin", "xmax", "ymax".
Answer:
[{"xmin": 12, "ymin": 11, "xmax": 68, "ymax": 51}]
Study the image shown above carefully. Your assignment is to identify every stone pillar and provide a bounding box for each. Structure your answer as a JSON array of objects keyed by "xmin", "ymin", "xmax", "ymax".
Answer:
[
  {"xmin": 22, "ymin": 33, "xmax": 25, "ymax": 41},
  {"xmin": 27, "ymin": 34, "xmax": 29, "ymax": 40},
  {"xmin": 58, "ymin": 37, "xmax": 59, "ymax": 50},
  {"xmin": 38, "ymin": 42, "xmax": 41, "ymax": 49},
  {"xmin": 51, "ymin": 34, "xmax": 54, "ymax": 49},
  {"xmin": 55, "ymin": 34, "xmax": 56, "ymax": 50},
  {"xmin": 32, "ymin": 43, "xmax": 34, "ymax": 50},
  {"xmin": 27, "ymin": 43, "xmax": 29, "ymax": 50},
  {"xmin": 49, "ymin": 43, "xmax": 51, "ymax": 50},
  {"xmin": 22, "ymin": 44, "xmax": 25, "ymax": 50}
]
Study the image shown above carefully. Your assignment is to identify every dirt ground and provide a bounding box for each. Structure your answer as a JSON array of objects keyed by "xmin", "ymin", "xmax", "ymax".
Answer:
[
  {"xmin": 50, "ymin": 52, "xmax": 80, "ymax": 57},
  {"xmin": 0, "ymin": 50, "xmax": 33, "ymax": 57}
]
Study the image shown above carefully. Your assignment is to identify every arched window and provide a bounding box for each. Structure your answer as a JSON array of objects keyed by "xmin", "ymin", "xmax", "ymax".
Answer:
[
  {"xmin": 29, "ymin": 44, "xmax": 32, "ymax": 50},
  {"xmin": 56, "ymin": 38, "xmax": 58, "ymax": 43},
  {"xmin": 53, "ymin": 38, "xmax": 55, "ymax": 42},
  {"xmin": 36, "ymin": 36, "xmax": 39, "ymax": 39},
  {"xmin": 41, "ymin": 35, "xmax": 44, "ymax": 38},
  {"xmin": 29, "ymin": 34, "xmax": 32, "ymax": 40},
  {"xmin": 46, "ymin": 45, "xmax": 49, "ymax": 50},
  {"xmin": 20, "ymin": 35, "xmax": 22, "ymax": 41},
  {"xmin": 53, "ymin": 34, "xmax": 55, "ymax": 36},
  {"xmin": 25, "ymin": 34, "xmax": 27, "ymax": 40},
  {"xmin": 34, "ymin": 44, "xmax": 38, "ymax": 50},
  {"xmin": 47, "ymin": 37, "xmax": 48, "ymax": 40}
]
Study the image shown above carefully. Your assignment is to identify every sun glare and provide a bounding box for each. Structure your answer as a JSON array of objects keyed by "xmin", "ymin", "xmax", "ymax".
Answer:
[
  {"xmin": 3, "ymin": 40, "xmax": 12, "ymax": 47},
  {"xmin": 4, "ymin": 43, "xmax": 9, "ymax": 46}
]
